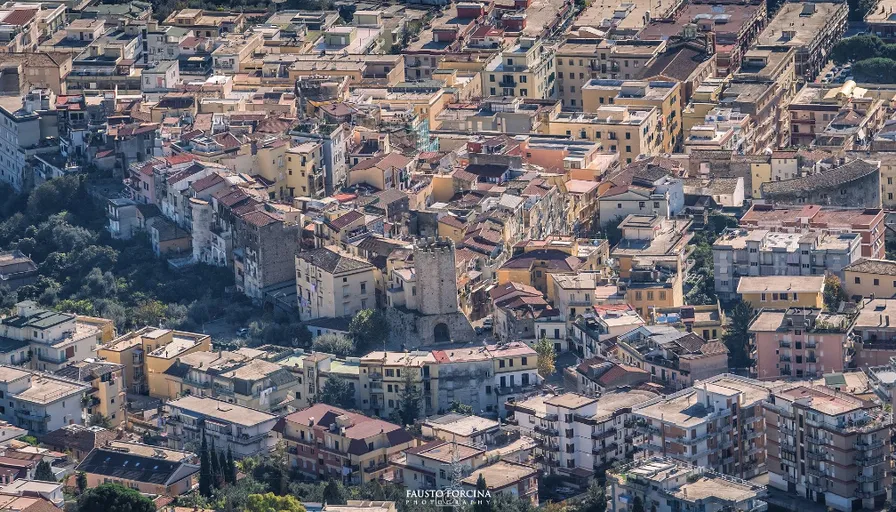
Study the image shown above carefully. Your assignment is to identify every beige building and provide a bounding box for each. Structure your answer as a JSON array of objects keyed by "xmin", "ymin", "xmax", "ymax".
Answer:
[
  {"xmin": 286, "ymin": 141, "xmax": 325, "ymax": 199},
  {"xmin": 97, "ymin": 327, "xmax": 210, "ymax": 395},
  {"xmin": 275, "ymin": 403, "xmax": 415, "ymax": 484},
  {"xmin": 843, "ymin": 258, "xmax": 896, "ymax": 299},
  {"xmin": 541, "ymin": 106, "xmax": 662, "ymax": 164},
  {"xmin": 295, "ymin": 247, "xmax": 377, "ymax": 321},
  {"xmin": 633, "ymin": 374, "xmax": 775, "ymax": 479},
  {"xmin": 166, "ymin": 396, "xmax": 278, "ymax": 458},
  {"xmin": 580, "ymin": 79, "xmax": 682, "ymax": 154},
  {"xmin": 764, "ymin": 385, "xmax": 890, "ymax": 511},
  {"xmin": 56, "ymin": 361, "xmax": 126, "ymax": 428},
  {"xmin": 482, "ymin": 37, "xmax": 555, "ymax": 100}
]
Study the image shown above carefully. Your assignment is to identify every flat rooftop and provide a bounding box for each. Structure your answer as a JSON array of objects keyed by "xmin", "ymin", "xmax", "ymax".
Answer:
[
  {"xmin": 424, "ymin": 414, "xmax": 499, "ymax": 437},
  {"xmin": 757, "ymin": 2, "xmax": 843, "ymax": 48},
  {"xmin": 168, "ymin": 396, "xmax": 277, "ymax": 427},
  {"xmin": 460, "ymin": 460, "xmax": 536, "ymax": 490},
  {"xmin": 14, "ymin": 375, "xmax": 87, "ymax": 405}
]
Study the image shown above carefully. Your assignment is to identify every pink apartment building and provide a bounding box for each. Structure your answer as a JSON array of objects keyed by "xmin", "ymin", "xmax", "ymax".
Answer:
[{"xmin": 749, "ymin": 308, "xmax": 854, "ymax": 380}]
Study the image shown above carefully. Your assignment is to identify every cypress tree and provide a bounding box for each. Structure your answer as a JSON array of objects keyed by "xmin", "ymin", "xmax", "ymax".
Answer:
[
  {"xmin": 225, "ymin": 446, "xmax": 236, "ymax": 484},
  {"xmin": 209, "ymin": 438, "xmax": 221, "ymax": 489},
  {"xmin": 199, "ymin": 431, "xmax": 211, "ymax": 497},
  {"xmin": 217, "ymin": 450, "xmax": 227, "ymax": 487}
]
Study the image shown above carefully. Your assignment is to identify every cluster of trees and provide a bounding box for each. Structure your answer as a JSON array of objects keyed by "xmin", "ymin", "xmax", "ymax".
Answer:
[
  {"xmin": 76, "ymin": 483, "xmax": 155, "ymax": 512},
  {"xmin": 830, "ymin": 34, "xmax": 896, "ymax": 83},
  {"xmin": 686, "ymin": 213, "xmax": 737, "ymax": 306},
  {"xmin": 309, "ymin": 309, "xmax": 389, "ymax": 357},
  {"xmin": 198, "ymin": 432, "xmax": 237, "ymax": 497}
]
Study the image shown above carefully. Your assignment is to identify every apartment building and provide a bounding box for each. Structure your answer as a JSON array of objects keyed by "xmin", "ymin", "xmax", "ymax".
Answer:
[
  {"xmin": 607, "ymin": 457, "xmax": 768, "ymax": 512},
  {"xmin": 736, "ymin": 276, "xmax": 826, "ymax": 309},
  {"xmin": 396, "ymin": 439, "xmax": 486, "ymax": 490},
  {"xmin": 97, "ymin": 327, "xmax": 210, "ymax": 396},
  {"xmin": 286, "ymin": 141, "xmax": 326, "ymax": 199},
  {"xmin": 790, "ymin": 83, "xmax": 886, "ymax": 148},
  {"xmin": 842, "ymin": 259, "xmax": 896, "ymax": 299},
  {"xmin": 713, "ymin": 229, "xmax": 860, "ymax": 301},
  {"xmin": 506, "ymin": 391, "xmax": 657, "ymax": 477},
  {"xmin": 482, "ymin": 37, "xmax": 555, "ymax": 100},
  {"xmin": 165, "ymin": 396, "xmax": 277, "ymax": 458},
  {"xmin": 359, "ymin": 351, "xmax": 436, "ymax": 420},
  {"xmin": 542, "ymin": 106, "xmax": 662, "ymax": 164},
  {"xmin": 610, "ymin": 215, "xmax": 692, "ymax": 279},
  {"xmin": 580, "ymin": 79, "xmax": 682, "ymax": 154},
  {"xmin": 0, "ymin": 366, "xmax": 88, "ymax": 434},
  {"xmin": 740, "ymin": 204, "xmax": 885, "ymax": 260},
  {"xmin": 421, "ymin": 414, "xmax": 500, "ymax": 446},
  {"xmin": 624, "ymin": 262, "xmax": 684, "ymax": 319},
  {"xmin": 460, "ymin": 460, "xmax": 539, "ymax": 506},
  {"xmin": 597, "ymin": 172, "xmax": 685, "ymax": 227},
  {"xmin": 756, "ymin": 2, "xmax": 847, "ymax": 81},
  {"xmin": 76, "ymin": 447, "xmax": 199, "ymax": 496},
  {"xmin": 55, "ymin": 361, "xmax": 126, "ymax": 428},
  {"xmin": 632, "ymin": 374, "xmax": 775, "ymax": 479},
  {"xmin": 850, "ymin": 298, "xmax": 896, "ymax": 367},
  {"xmin": 0, "ymin": 301, "xmax": 107, "ymax": 373},
  {"xmin": 764, "ymin": 385, "xmax": 891, "ymax": 511},
  {"xmin": 296, "ymin": 247, "xmax": 377, "ymax": 321},
  {"xmin": 554, "ymin": 39, "xmax": 666, "ymax": 109},
  {"xmin": 275, "ymin": 403, "xmax": 414, "ymax": 484},
  {"xmin": 615, "ymin": 326, "xmax": 728, "ymax": 390},
  {"xmin": 749, "ymin": 308, "xmax": 854, "ymax": 380}
]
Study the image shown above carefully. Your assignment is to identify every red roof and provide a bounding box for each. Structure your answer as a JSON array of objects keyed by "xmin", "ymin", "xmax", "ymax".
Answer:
[{"xmin": 2, "ymin": 9, "xmax": 37, "ymax": 26}]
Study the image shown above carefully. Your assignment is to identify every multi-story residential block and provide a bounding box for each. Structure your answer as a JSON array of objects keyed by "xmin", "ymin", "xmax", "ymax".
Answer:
[
  {"xmin": 610, "ymin": 215, "xmax": 692, "ymax": 279},
  {"xmin": 567, "ymin": 356, "xmax": 649, "ymax": 395},
  {"xmin": 482, "ymin": 37, "xmax": 555, "ymax": 100},
  {"xmin": 541, "ymin": 106, "xmax": 662, "ymax": 164},
  {"xmin": 506, "ymin": 391, "xmax": 657, "ymax": 477},
  {"xmin": 55, "ymin": 361, "xmax": 126, "ymax": 428},
  {"xmin": 736, "ymin": 276, "xmax": 826, "ymax": 309},
  {"xmin": 790, "ymin": 82, "xmax": 887, "ymax": 148},
  {"xmin": 842, "ymin": 259, "xmax": 896, "ymax": 300},
  {"xmin": 75, "ymin": 447, "xmax": 199, "ymax": 496},
  {"xmin": 712, "ymin": 229, "xmax": 860, "ymax": 301},
  {"xmin": 580, "ymin": 79, "xmax": 682, "ymax": 154},
  {"xmin": 756, "ymin": 2, "xmax": 847, "ymax": 82},
  {"xmin": 232, "ymin": 208, "xmax": 301, "ymax": 302},
  {"xmin": 97, "ymin": 327, "xmax": 210, "ymax": 395},
  {"xmin": 554, "ymin": 39, "xmax": 666, "ymax": 109},
  {"xmin": 0, "ymin": 301, "xmax": 108, "ymax": 373},
  {"xmin": 421, "ymin": 414, "xmax": 500, "ymax": 446},
  {"xmin": 275, "ymin": 403, "xmax": 414, "ymax": 484},
  {"xmin": 849, "ymin": 298, "xmax": 896, "ymax": 367},
  {"xmin": 165, "ymin": 396, "xmax": 277, "ymax": 458},
  {"xmin": 607, "ymin": 457, "xmax": 769, "ymax": 512},
  {"xmin": 749, "ymin": 308, "xmax": 853, "ymax": 380},
  {"xmin": 286, "ymin": 141, "xmax": 326, "ymax": 199},
  {"xmin": 0, "ymin": 365, "xmax": 89, "ymax": 434},
  {"xmin": 632, "ymin": 374, "xmax": 775, "ymax": 479},
  {"xmin": 764, "ymin": 385, "xmax": 891, "ymax": 511},
  {"xmin": 395, "ymin": 439, "xmax": 486, "ymax": 490},
  {"xmin": 295, "ymin": 247, "xmax": 377, "ymax": 321},
  {"xmin": 614, "ymin": 326, "xmax": 728, "ymax": 390},
  {"xmin": 740, "ymin": 204, "xmax": 886, "ymax": 260}
]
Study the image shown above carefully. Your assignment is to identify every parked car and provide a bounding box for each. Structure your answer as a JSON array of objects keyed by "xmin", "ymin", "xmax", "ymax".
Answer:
[{"xmin": 236, "ymin": 327, "xmax": 249, "ymax": 337}]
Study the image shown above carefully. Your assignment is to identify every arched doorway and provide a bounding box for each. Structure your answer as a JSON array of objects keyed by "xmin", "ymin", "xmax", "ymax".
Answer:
[{"xmin": 434, "ymin": 323, "xmax": 450, "ymax": 343}]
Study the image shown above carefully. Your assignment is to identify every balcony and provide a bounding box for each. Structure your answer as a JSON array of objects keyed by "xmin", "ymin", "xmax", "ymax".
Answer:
[
  {"xmin": 855, "ymin": 453, "xmax": 886, "ymax": 465},
  {"xmin": 15, "ymin": 410, "xmax": 50, "ymax": 422},
  {"xmin": 779, "ymin": 355, "xmax": 791, "ymax": 362},
  {"xmin": 779, "ymin": 340, "xmax": 791, "ymax": 348},
  {"xmin": 856, "ymin": 489, "xmax": 885, "ymax": 499},
  {"xmin": 534, "ymin": 425, "xmax": 559, "ymax": 436},
  {"xmin": 854, "ymin": 439, "xmax": 885, "ymax": 451},
  {"xmin": 778, "ymin": 423, "xmax": 796, "ymax": 436},
  {"xmin": 363, "ymin": 461, "xmax": 390, "ymax": 474},
  {"xmin": 592, "ymin": 443, "xmax": 618, "ymax": 456},
  {"xmin": 499, "ymin": 79, "xmax": 517, "ymax": 88},
  {"xmin": 592, "ymin": 427, "xmax": 617, "ymax": 441},
  {"xmin": 856, "ymin": 472, "xmax": 886, "ymax": 483}
]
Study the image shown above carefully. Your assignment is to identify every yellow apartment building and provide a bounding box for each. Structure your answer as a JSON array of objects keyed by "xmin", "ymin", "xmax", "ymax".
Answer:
[
  {"xmin": 625, "ymin": 263, "xmax": 684, "ymax": 319},
  {"xmin": 97, "ymin": 327, "xmax": 210, "ymax": 395},
  {"xmin": 541, "ymin": 106, "xmax": 662, "ymax": 164},
  {"xmin": 286, "ymin": 141, "xmax": 325, "ymax": 198},
  {"xmin": 736, "ymin": 276, "xmax": 825, "ymax": 309},
  {"xmin": 75, "ymin": 316, "xmax": 115, "ymax": 344},
  {"xmin": 580, "ymin": 78, "xmax": 682, "ymax": 153},
  {"xmin": 57, "ymin": 360, "xmax": 127, "ymax": 427},
  {"xmin": 843, "ymin": 258, "xmax": 896, "ymax": 299},
  {"xmin": 482, "ymin": 37, "xmax": 555, "ymax": 100}
]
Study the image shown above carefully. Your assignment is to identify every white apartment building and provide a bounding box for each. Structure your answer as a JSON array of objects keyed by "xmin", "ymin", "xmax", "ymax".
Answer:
[
  {"xmin": 713, "ymin": 228, "xmax": 862, "ymax": 301},
  {"xmin": 0, "ymin": 365, "xmax": 89, "ymax": 435},
  {"xmin": 632, "ymin": 374, "xmax": 775, "ymax": 479},
  {"xmin": 507, "ymin": 390, "xmax": 657, "ymax": 478},
  {"xmin": 0, "ymin": 301, "xmax": 104, "ymax": 373},
  {"xmin": 296, "ymin": 247, "xmax": 377, "ymax": 321},
  {"xmin": 165, "ymin": 396, "xmax": 278, "ymax": 458}
]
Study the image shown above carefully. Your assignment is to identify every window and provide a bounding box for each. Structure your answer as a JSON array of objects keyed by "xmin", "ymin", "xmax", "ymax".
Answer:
[
  {"xmin": 520, "ymin": 75, "xmax": 527, "ymax": 83},
  {"xmin": 522, "ymin": 357, "xmax": 528, "ymax": 365},
  {"xmin": 499, "ymin": 359, "xmax": 505, "ymax": 368},
  {"xmin": 875, "ymin": 279, "xmax": 880, "ymax": 286},
  {"xmin": 855, "ymin": 277, "xmax": 862, "ymax": 284},
  {"xmin": 489, "ymin": 74, "xmax": 495, "ymax": 82}
]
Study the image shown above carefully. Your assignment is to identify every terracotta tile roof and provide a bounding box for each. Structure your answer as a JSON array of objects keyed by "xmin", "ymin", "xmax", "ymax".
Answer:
[{"xmin": 2, "ymin": 9, "xmax": 37, "ymax": 25}]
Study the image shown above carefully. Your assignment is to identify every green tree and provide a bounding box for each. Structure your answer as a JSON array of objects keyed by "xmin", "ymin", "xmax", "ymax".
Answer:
[
  {"xmin": 348, "ymin": 308, "xmax": 389, "ymax": 353},
  {"xmin": 603, "ymin": 216, "xmax": 624, "ymax": 246},
  {"xmin": 534, "ymin": 336, "xmax": 556, "ymax": 378},
  {"xmin": 631, "ymin": 496, "xmax": 645, "ymax": 512},
  {"xmin": 319, "ymin": 375, "xmax": 356, "ymax": 409},
  {"xmin": 225, "ymin": 447, "xmax": 236, "ymax": 484},
  {"xmin": 854, "ymin": 57, "xmax": 896, "ymax": 83},
  {"xmin": 449, "ymin": 400, "xmax": 473, "ymax": 414},
  {"xmin": 199, "ymin": 432, "xmax": 212, "ymax": 497},
  {"xmin": 89, "ymin": 413, "xmax": 111, "ymax": 429},
  {"xmin": 76, "ymin": 471, "xmax": 88, "ymax": 494},
  {"xmin": 20, "ymin": 435, "xmax": 37, "ymax": 446},
  {"xmin": 473, "ymin": 474, "xmax": 492, "ymax": 512},
  {"xmin": 312, "ymin": 333, "xmax": 356, "ymax": 357},
  {"xmin": 574, "ymin": 481, "xmax": 607, "ymax": 512},
  {"xmin": 722, "ymin": 300, "xmax": 753, "ymax": 370},
  {"xmin": 76, "ymin": 483, "xmax": 155, "ymax": 512},
  {"xmin": 323, "ymin": 480, "xmax": 347, "ymax": 505},
  {"xmin": 218, "ymin": 450, "xmax": 228, "ymax": 488},
  {"xmin": 210, "ymin": 438, "xmax": 221, "ymax": 489},
  {"xmin": 831, "ymin": 33, "xmax": 886, "ymax": 64},
  {"xmin": 34, "ymin": 460, "xmax": 55, "ymax": 482},
  {"xmin": 396, "ymin": 370, "xmax": 422, "ymax": 425},
  {"xmin": 246, "ymin": 493, "xmax": 306, "ymax": 512},
  {"xmin": 824, "ymin": 273, "xmax": 850, "ymax": 310}
]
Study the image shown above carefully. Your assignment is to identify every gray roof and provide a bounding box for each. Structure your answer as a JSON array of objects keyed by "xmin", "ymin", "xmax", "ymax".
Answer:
[
  {"xmin": 296, "ymin": 247, "xmax": 374, "ymax": 274},
  {"xmin": 761, "ymin": 159, "xmax": 879, "ymax": 196}
]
